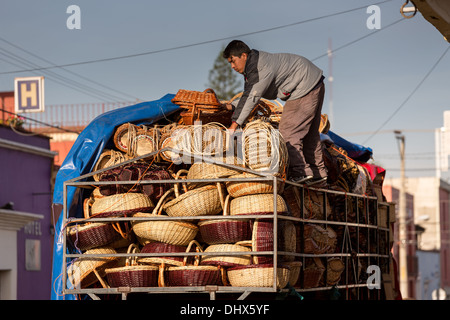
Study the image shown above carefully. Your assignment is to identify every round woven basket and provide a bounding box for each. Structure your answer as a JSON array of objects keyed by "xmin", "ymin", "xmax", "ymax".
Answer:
[
  {"xmin": 138, "ymin": 241, "xmax": 192, "ymax": 267},
  {"xmin": 159, "ymin": 240, "xmax": 223, "ymax": 287},
  {"xmin": 133, "ymin": 128, "xmax": 158, "ymax": 159},
  {"xmin": 131, "ymin": 190, "xmax": 199, "ymax": 246},
  {"xmin": 200, "ymin": 243, "xmax": 252, "ymax": 268},
  {"xmin": 90, "ymin": 192, "xmax": 154, "ymax": 218},
  {"xmin": 163, "ymin": 170, "xmax": 224, "ymax": 217},
  {"xmin": 325, "ymin": 258, "xmax": 345, "ymax": 286},
  {"xmin": 159, "ymin": 125, "xmax": 188, "ymax": 163},
  {"xmin": 197, "ymin": 195, "xmax": 251, "ymax": 245},
  {"xmin": 303, "ymin": 224, "xmax": 337, "ymax": 254},
  {"xmin": 67, "ymin": 247, "xmax": 119, "ymax": 289},
  {"xmin": 113, "ymin": 123, "xmax": 140, "ymax": 152},
  {"xmin": 105, "ymin": 244, "xmax": 159, "ymax": 287},
  {"xmin": 283, "ymin": 261, "xmax": 302, "ymax": 286},
  {"xmin": 92, "ymin": 149, "xmax": 131, "ymax": 181},
  {"xmin": 227, "ymin": 264, "xmax": 290, "ymax": 289},
  {"xmin": 187, "ymin": 157, "xmax": 243, "ymax": 190},
  {"xmin": 242, "ymin": 120, "xmax": 289, "ymax": 175},
  {"xmin": 68, "ymin": 198, "xmax": 120, "ymax": 251},
  {"xmin": 225, "ymin": 172, "xmax": 284, "ymax": 198},
  {"xmin": 229, "ymin": 193, "xmax": 288, "ymax": 216}
]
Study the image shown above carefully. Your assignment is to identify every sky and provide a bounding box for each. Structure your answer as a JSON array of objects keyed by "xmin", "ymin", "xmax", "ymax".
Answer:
[{"xmin": 1, "ymin": 0, "xmax": 449, "ymax": 182}]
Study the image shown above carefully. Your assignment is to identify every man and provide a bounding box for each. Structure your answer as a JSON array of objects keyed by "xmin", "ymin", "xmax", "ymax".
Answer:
[{"xmin": 221, "ymin": 40, "xmax": 327, "ymax": 186}]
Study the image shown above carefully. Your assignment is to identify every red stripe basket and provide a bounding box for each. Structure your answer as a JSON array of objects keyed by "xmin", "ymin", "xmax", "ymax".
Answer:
[
  {"xmin": 159, "ymin": 240, "xmax": 223, "ymax": 287},
  {"xmin": 68, "ymin": 198, "xmax": 121, "ymax": 251},
  {"xmin": 105, "ymin": 244, "xmax": 159, "ymax": 287},
  {"xmin": 197, "ymin": 195, "xmax": 252, "ymax": 245},
  {"xmin": 138, "ymin": 241, "xmax": 194, "ymax": 267}
]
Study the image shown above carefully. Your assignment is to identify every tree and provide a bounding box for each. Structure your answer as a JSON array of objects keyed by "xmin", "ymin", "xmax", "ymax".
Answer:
[{"xmin": 206, "ymin": 46, "xmax": 243, "ymax": 101}]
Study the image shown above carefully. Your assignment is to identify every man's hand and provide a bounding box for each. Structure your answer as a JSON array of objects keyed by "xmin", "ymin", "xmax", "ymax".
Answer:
[{"xmin": 228, "ymin": 121, "xmax": 239, "ymax": 135}]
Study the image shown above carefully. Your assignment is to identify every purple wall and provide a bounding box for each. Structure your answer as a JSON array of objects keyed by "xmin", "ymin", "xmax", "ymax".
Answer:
[{"xmin": 0, "ymin": 125, "xmax": 54, "ymax": 300}]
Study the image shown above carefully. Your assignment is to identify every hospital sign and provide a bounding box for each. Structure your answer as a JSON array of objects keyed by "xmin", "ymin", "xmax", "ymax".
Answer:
[{"xmin": 14, "ymin": 76, "xmax": 45, "ymax": 113}]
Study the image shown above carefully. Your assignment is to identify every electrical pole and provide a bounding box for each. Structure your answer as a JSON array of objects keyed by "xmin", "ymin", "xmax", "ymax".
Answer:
[{"xmin": 395, "ymin": 130, "xmax": 408, "ymax": 299}]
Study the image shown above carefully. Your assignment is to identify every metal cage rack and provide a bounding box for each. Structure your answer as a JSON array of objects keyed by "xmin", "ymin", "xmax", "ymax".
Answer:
[{"xmin": 60, "ymin": 148, "xmax": 394, "ymax": 300}]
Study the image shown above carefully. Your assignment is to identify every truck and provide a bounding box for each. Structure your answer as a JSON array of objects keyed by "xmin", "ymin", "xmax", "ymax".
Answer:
[{"xmin": 50, "ymin": 92, "xmax": 399, "ymax": 301}]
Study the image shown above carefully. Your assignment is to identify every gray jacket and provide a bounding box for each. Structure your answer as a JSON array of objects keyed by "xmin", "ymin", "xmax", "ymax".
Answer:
[{"xmin": 231, "ymin": 49, "xmax": 323, "ymax": 126}]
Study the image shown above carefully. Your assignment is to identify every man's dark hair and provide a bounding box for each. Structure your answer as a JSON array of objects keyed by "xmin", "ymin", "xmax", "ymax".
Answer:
[{"xmin": 223, "ymin": 40, "xmax": 251, "ymax": 59}]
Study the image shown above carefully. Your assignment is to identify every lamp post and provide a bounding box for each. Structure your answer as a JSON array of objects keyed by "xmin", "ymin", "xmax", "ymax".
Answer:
[{"xmin": 395, "ymin": 130, "xmax": 408, "ymax": 298}]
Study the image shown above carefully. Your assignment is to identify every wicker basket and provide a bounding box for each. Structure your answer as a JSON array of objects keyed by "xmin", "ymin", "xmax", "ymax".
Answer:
[
  {"xmin": 113, "ymin": 123, "xmax": 140, "ymax": 152},
  {"xmin": 187, "ymin": 157, "xmax": 243, "ymax": 190},
  {"xmin": 225, "ymin": 172, "xmax": 284, "ymax": 198},
  {"xmin": 303, "ymin": 189, "xmax": 332, "ymax": 220},
  {"xmin": 92, "ymin": 149, "xmax": 131, "ymax": 181},
  {"xmin": 105, "ymin": 244, "xmax": 159, "ymax": 287},
  {"xmin": 159, "ymin": 240, "xmax": 223, "ymax": 287},
  {"xmin": 131, "ymin": 190, "xmax": 199, "ymax": 246},
  {"xmin": 229, "ymin": 193, "xmax": 288, "ymax": 216},
  {"xmin": 242, "ymin": 120, "xmax": 289, "ymax": 175},
  {"xmin": 67, "ymin": 247, "xmax": 119, "ymax": 289},
  {"xmin": 90, "ymin": 192, "xmax": 154, "ymax": 218},
  {"xmin": 301, "ymin": 258, "xmax": 325, "ymax": 289},
  {"xmin": 163, "ymin": 170, "xmax": 224, "ymax": 217},
  {"xmin": 197, "ymin": 195, "xmax": 252, "ymax": 245},
  {"xmin": 67, "ymin": 198, "xmax": 120, "ymax": 251},
  {"xmin": 324, "ymin": 258, "xmax": 345, "ymax": 286},
  {"xmin": 303, "ymin": 224, "xmax": 337, "ymax": 254},
  {"xmin": 138, "ymin": 241, "xmax": 195, "ymax": 267},
  {"xmin": 159, "ymin": 125, "xmax": 188, "ymax": 163},
  {"xmin": 227, "ymin": 264, "xmax": 290, "ymax": 289},
  {"xmin": 284, "ymin": 261, "xmax": 302, "ymax": 286},
  {"xmin": 200, "ymin": 243, "xmax": 252, "ymax": 268}
]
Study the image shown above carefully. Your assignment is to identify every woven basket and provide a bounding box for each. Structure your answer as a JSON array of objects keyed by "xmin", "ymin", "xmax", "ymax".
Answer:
[
  {"xmin": 172, "ymin": 88, "xmax": 221, "ymax": 107},
  {"xmin": 67, "ymin": 198, "xmax": 120, "ymax": 251},
  {"xmin": 67, "ymin": 247, "xmax": 119, "ymax": 289},
  {"xmin": 159, "ymin": 125, "xmax": 188, "ymax": 163},
  {"xmin": 324, "ymin": 258, "xmax": 345, "ymax": 286},
  {"xmin": 242, "ymin": 120, "xmax": 289, "ymax": 175},
  {"xmin": 131, "ymin": 190, "xmax": 199, "ymax": 246},
  {"xmin": 229, "ymin": 193, "xmax": 288, "ymax": 216},
  {"xmin": 105, "ymin": 244, "xmax": 159, "ymax": 287},
  {"xmin": 301, "ymin": 258, "xmax": 325, "ymax": 289},
  {"xmin": 227, "ymin": 264, "xmax": 290, "ymax": 289},
  {"xmin": 92, "ymin": 149, "xmax": 131, "ymax": 181},
  {"xmin": 200, "ymin": 243, "xmax": 252, "ymax": 268},
  {"xmin": 284, "ymin": 261, "xmax": 302, "ymax": 286},
  {"xmin": 138, "ymin": 241, "xmax": 193, "ymax": 267},
  {"xmin": 303, "ymin": 224, "xmax": 337, "ymax": 254},
  {"xmin": 90, "ymin": 192, "xmax": 154, "ymax": 218},
  {"xmin": 187, "ymin": 157, "xmax": 243, "ymax": 190},
  {"xmin": 198, "ymin": 195, "xmax": 252, "ymax": 245},
  {"xmin": 163, "ymin": 169, "xmax": 224, "ymax": 217},
  {"xmin": 113, "ymin": 123, "xmax": 140, "ymax": 152},
  {"xmin": 225, "ymin": 172, "xmax": 284, "ymax": 198},
  {"xmin": 303, "ymin": 189, "xmax": 332, "ymax": 220},
  {"xmin": 159, "ymin": 240, "xmax": 223, "ymax": 287}
]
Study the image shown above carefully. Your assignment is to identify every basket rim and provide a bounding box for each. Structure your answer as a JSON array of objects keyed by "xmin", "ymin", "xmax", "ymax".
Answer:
[{"xmin": 227, "ymin": 263, "xmax": 290, "ymax": 272}]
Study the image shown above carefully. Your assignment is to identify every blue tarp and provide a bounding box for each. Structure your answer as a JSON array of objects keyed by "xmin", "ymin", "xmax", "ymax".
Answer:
[
  {"xmin": 51, "ymin": 94, "xmax": 179, "ymax": 300},
  {"xmin": 321, "ymin": 130, "xmax": 373, "ymax": 163}
]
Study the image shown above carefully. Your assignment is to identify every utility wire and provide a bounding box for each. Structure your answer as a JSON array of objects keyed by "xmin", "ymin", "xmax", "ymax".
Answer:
[
  {"xmin": 0, "ymin": 0, "xmax": 393, "ymax": 75},
  {"xmin": 363, "ymin": 45, "xmax": 450, "ymax": 145},
  {"xmin": 0, "ymin": 36, "xmax": 142, "ymax": 102}
]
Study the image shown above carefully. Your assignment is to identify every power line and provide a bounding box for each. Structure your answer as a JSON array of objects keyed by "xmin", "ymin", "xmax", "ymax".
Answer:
[
  {"xmin": 363, "ymin": 46, "xmax": 450, "ymax": 145},
  {"xmin": 0, "ymin": 0, "xmax": 393, "ymax": 75},
  {"xmin": 0, "ymin": 36, "xmax": 142, "ymax": 102}
]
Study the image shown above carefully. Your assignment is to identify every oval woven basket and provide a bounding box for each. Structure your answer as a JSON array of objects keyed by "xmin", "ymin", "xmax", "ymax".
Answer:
[
  {"xmin": 229, "ymin": 193, "xmax": 288, "ymax": 216},
  {"xmin": 131, "ymin": 189, "xmax": 199, "ymax": 246},
  {"xmin": 67, "ymin": 247, "xmax": 119, "ymax": 289},
  {"xmin": 200, "ymin": 243, "xmax": 252, "ymax": 268},
  {"xmin": 284, "ymin": 261, "xmax": 302, "ymax": 286},
  {"xmin": 92, "ymin": 149, "xmax": 131, "ymax": 181},
  {"xmin": 68, "ymin": 198, "xmax": 120, "ymax": 251},
  {"xmin": 197, "ymin": 194, "xmax": 251, "ymax": 245},
  {"xmin": 90, "ymin": 192, "xmax": 154, "ymax": 218},
  {"xmin": 187, "ymin": 158, "xmax": 243, "ymax": 190},
  {"xmin": 113, "ymin": 123, "xmax": 140, "ymax": 153},
  {"xmin": 227, "ymin": 264, "xmax": 290, "ymax": 289},
  {"xmin": 160, "ymin": 240, "xmax": 223, "ymax": 287},
  {"xmin": 163, "ymin": 170, "xmax": 224, "ymax": 217},
  {"xmin": 138, "ymin": 241, "xmax": 192, "ymax": 267},
  {"xmin": 105, "ymin": 244, "xmax": 159, "ymax": 288},
  {"xmin": 225, "ymin": 172, "xmax": 284, "ymax": 198}
]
